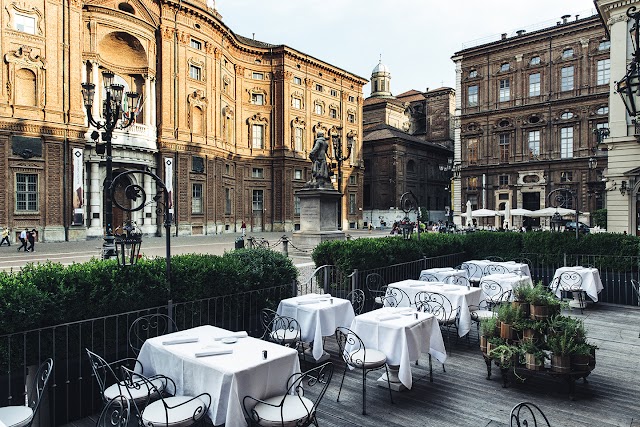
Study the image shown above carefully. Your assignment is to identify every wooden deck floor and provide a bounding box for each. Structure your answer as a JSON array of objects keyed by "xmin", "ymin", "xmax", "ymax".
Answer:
[{"xmin": 63, "ymin": 303, "xmax": 640, "ymax": 427}]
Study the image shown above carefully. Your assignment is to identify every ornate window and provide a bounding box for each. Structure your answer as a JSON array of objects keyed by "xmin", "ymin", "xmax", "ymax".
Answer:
[
  {"xmin": 530, "ymin": 56, "xmax": 541, "ymax": 65},
  {"xmin": 224, "ymin": 188, "xmax": 232, "ymax": 214},
  {"xmin": 16, "ymin": 173, "xmax": 38, "ymax": 211},
  {"xmin": 187, "ymin": 90, "xmax": 207, "ymax": 134},
  {"xmin": 330, "ymin": 89, "xmax": 338, "ymax": 97},
  {"xmin": 560, "ymin": 66, "xmax": 574, "ymax": 91},
  {"xmin": 467, "ymin": 176, "xmax": 478, "ymax": 190},
  {"xmin": 192, "ymin": 183, "xmax": 203, "ymax": 214},
  {"xmin": 252, "ymin": 168, "xmax": 264, "ymax": 178},
  {"xmin": 190, "ymin": 39, "xmax": 202, "ymax": 50},
  {"xmin": 314, "ymin": 101, "xmax": 324, "ymax": 115},
  {"xmin": 562, "ymin": 48, "xmax": 574, "ymax": 58},
  {"xmin": 467, "ymin": 138, "xmax": 478, "ymax": 164},
  {"xmin": 596, "ymin": 106, "xmax": 608, "ymax": 115},
  {"xmin": 294, "ymin": 195, "xmax": 301, "ymax": 215},
  {"xmin": 247, "ymin": 113, "xmax": 269, "ymax": 150},
  {"xmin": 348, "ymin": 95, "xmax": 355, "ymax": 102},
  {"xmin": 597, "ymin": 59, "xmax": 610, "ymax": 85},
  {"xmin": 6, "ymin": 46, "xmax": 46, "ymax": 107},
  {"xmin": 252, "ymin": 189, "xmax": 264, "ymax": 212},
  {"xmin": 469, "ymin": 70, "xmax": 478, "ymax": 78},
  {"xmin": 349, "ymin": 193, "xmax": 356, "ymax": 215},
  {"xmin": 468, "ymin": 85, "xmax": 478, "ymax": 107},
  {"xmin": 560, "ymin": 111, "xmax": 573, "ymax": 119},
  {"xmin": 293, "ymin": 76, "xmax": 302, "ymax": 85},
  {"xmin": 499, "ymin": 134, "xmax": 510, "ymax": 163},
  {"xmin": 294, "ymin": 170, "xmax": 303, "ymax": 180},
  {"xmin": 249, "ymin": 88, "xmax": 267, "ymax": 105},
  {"xmin": 560, "ymin": 127, "xmax": 573, "ymax": 159},
  {"xmin": 528, "ymin": 130, "xmax": 540, "ymax": 158},
  {"xmin": 189, "ymin": 64, "xmax": 202, "ymax": 81},
  {"xmin": 529, "ymin": 73, "xmax": 540, "ymax": 97},
  {"xmin": 598, "ymin": 41, "xmax": 610, "ymax": 51},
  {"xmin": 499, "ymin": 79, "xmax": 510, "ymax": 102},
  {"xmin": 292, "ymin": 97, "xmax": 301, "ymax": 109},
  {"xmin": 252, "ymin": 72, "xmax": 264, "ymax": 80},
  {"xmin": 291, "ymin": 117, "xmax": 305, "ymax": 152},
  {"xmin": 500, "ymin": 63, "xmax": 510, "ymax": 72}
]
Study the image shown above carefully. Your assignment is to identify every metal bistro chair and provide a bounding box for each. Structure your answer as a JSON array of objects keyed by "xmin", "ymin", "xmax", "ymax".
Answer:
[
  {"xmin": 365, "ymin": 273, "xmax": 387, "ymax": 308},
  {"xmin": 631, "ymin": 279, "xmax": 640, "ymax": 337},
  {"xmin": 97, "ymin": 396, "xmax": 130, "ymax": 427},
  {"xmin": 483, "ymin": 263, "xmax": 510, "ymax": 276},
  {"xmin": 470, "ymin": 280, "xmax": 512, "ymax": 334},
  {"xmin": 335, "ymin": 327, "xmax": 393, "ymax": 415},
  {"xmin": 418, "ymin": 272, "xmax": 440, "ymax": 282},
  {"xmin": 0, "ymin": 358, "xmax": 54, "ymax": 427},
  {"xmin": 510, "ymin": 401, "xmax": 552, "ymax": 427},
  {"xmin": 459, "ymin": 263, "xmax": 481, "ymax": 286},
  {"xmin": 261, "ymin": 313, "xmax": 303, "ymax": 349},
  {"xmin": 129, "ymin": 313, "xmax": 179, "ymax": 356},
  {"xmin": 345, "ymin": 289, "xmax": 366, "ymax": 315},
  {"xmin": 381, "ymin": 286, "xmax": 412, "ymax": 308},
  {"xmin": 122, "ymin": 366, "xmax": 211, "ymax": 427},
  {"xmin": 553, "ymin": 271, "xmax": 584, "ymax": 315},
  {"xmin": 243, "ymin": 362, "xmax": 334, "ymax": 427},
  {"xmin": 414, "ymin": 291, "xmax": 459, "ymax": 353},
  {"xmin": 443, "ymin": 275, "xmax": 471, "ymax": 288}
]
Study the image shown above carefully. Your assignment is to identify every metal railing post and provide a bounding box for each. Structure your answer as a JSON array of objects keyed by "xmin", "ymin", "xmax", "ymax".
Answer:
[
  {"xmin": 351, "ymin": 269, "xmax": 358, "ymax": 293},
  {"xmin": 167, "ymin": 299, "xmax": 174, "ymax": 332},
  {"xmin": 563, "ymin": 253, "xmax": 567, "ymax": 267}
]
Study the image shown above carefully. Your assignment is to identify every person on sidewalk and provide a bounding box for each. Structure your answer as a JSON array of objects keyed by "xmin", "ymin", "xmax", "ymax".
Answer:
[
  {"xmin": 0, "ymin": 226, "xmax": 10, "ymax": 246},
  {"xmin": 241, "ymin": 220, "xmax": 246, "ymax": 237},
  {"xmin": 26, "ymin": 229, "xmax": 36, "ymax": 252},
  {"xmin": 17, "ymin": 228, "xmax": 28, "ymax": 251}
]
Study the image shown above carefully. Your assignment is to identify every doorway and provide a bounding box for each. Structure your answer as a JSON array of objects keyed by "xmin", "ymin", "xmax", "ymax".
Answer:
[
  {"xmin": 252, "ymin": 189, "xmax": 263, "ymax": 232},
  {"xmin": 522, "ymin": 192, "xmax": 540, "ymax": 229}
]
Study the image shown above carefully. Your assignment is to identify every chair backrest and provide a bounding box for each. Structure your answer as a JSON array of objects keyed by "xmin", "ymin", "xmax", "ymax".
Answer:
[
  {"xmin": 554, "ymin": 271, "xmax": 582, "ymax": 292},
  {"xmin": 345, "ymin": 289, "xmax": 366, "ymax": 315},
  {"xmin": 444, "ymin": 275, "xmax": 471, "ymax": 288},
  {"xmin": 27, "ymin": 358, "xmax": 53, "ymax": 417},
  {"xmin": 128, "ymin": 313, "xmax": 178, "ymax": 355},
  {"xmin": 382, "ymin": 287, "xmax": 411, "ymax": 307},
  {"xmin": 366, "ymin": 273, "xmax": 386, "ymax": 295},
  {"xmin": 86, "ymin": 349, "xmax": 120, "ymax": 403},
  {"xmin": 418, "ymin": 272, "xmax": 440, "ymax": 282},
  {"xmin": 97, "ymin": 396, "xmax": 130, "ymax": 427},
  {"xmin": 262, "ymin": 314, "xmax": 301, "ymax": 347},
  {"xmin": 631, "ymin": 279, "xmax": 640, "ymax": 307},
  {"xmin": 260, "ymin": 308, "xmax": 277, "ymax": 333},
  {"xmin": 460, "ymin": 262, "xmax": 481, "ymax": 280},
  {"xmin": 483, "ymin": 264, "xmax": 509, "ymax": 276},
  {"xmin": 414, "ymin": 291, "xmax": 456, "ymax": 321},
  {"xmin": 480, "ymin": 280, "xmax": 511, "ymax": 308},
  {"xmin": 335, "ymin": 327, "xmax": 369, "ymax": 369},
  {"xmin": 510, "ymin": 401, "xmax": 551, "ymax": 427}
]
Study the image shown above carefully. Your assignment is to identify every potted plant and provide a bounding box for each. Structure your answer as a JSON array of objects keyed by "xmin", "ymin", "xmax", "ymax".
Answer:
[
  {"xmin": 511, "ymin": 283, "xmax": 532, "ymax": 318},
  {"xmin": 571, "ymin": 342, "xmax": 595, "ymax": 371},
  {"xmin": 547, "ymin": 329, "xmax": 575, "ymax": 373},
  {"xmin": 479, "ymin": 316, "xmax": 499, "ymax": 354},
  {"xmin": 497, "ymin": 303, "xmax": 522, "ymax": 340},
  {"xmin": 514, "ymin": 318, "xmax": 547, "ymax": 343},
  {"xmin": 488, "ymin": 343, "xmax": 520, "ymax": 370},
  {"xmin": 529, "ymin": 283, "xmax": 553, "ymax": 320},
  {"xmin": 520, "ymin": 340, "xmax": 546, "ymax": 371},
  {"xmin": 548, "ymin": 315, "xmax": 585, "ymax": 343},
  {"xmin": 486, "ymin": 336, "xmax": 505, "ymax": 356}
]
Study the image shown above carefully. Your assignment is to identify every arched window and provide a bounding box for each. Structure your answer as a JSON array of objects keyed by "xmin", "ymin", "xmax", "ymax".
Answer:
[
  {"xmin": 407, "ymin": 160, "xmax": 416, "ymax": 173},
  {"xmin": 15, "ymin": 68, "xmax": 36, "ymax": 106},
  {"xmin": 192, "ymin": 107, "xmax": 203, "ymax": 134}
]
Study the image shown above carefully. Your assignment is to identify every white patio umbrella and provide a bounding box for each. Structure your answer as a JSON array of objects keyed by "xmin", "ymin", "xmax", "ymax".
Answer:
[
  {"xmin": 471, "ymin": 208, "xmax": 498, "ymax": 217},
  {"xmin": 510, "ymin": 208, "xmax": 533, "ymax": 216},
  {"xmin": 465, "ymin": 200, "xmax": 473, "ymax": 226},
  {"xmin": 529, "ymin": 207, "xmax": 576, "ymax": 217},
  {"xmin": 503, "ymin": 201, "xmax": 511, "ymax": 229}
]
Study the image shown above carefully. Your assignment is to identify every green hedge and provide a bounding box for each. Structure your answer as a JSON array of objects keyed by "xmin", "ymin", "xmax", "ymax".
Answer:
[
  {"xmin": 313, "ymin": 231, "xmax": 640, "ymax": 272},
  {"xmin": 0, "ymin": 248, "xmax": 297, "ymax": 335}
]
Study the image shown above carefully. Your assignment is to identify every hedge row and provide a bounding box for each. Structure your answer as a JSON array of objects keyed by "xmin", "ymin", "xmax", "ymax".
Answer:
[
  {"xmin": 312, "ymin": 231, "xmax": 640, "ymax": 273},
  {"xmin": 0, "ymin": 248, "xmax": 297, "ymax": 335}
]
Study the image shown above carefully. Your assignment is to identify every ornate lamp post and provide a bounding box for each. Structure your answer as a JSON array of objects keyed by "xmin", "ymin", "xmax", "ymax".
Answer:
[
  {"xmin": 81, "ymin": 70, "xmax": 141, "ymax": 259},
  {"xmin": 329, "ymin": 126, "xmax": 353, "ymax": 229},
  {"xmin": 400, "ymin": 191, "xmax": 420, "ymax": 240},
  {"xmin": 547, "ymin": 188, "xmax": 579, "ymax": 240},
  {"xmin": 439, "ymin": 158, "xmax": 456, "ymax": 226},
  {"xmin": 616, "ymin": 7, "xmax": 640, "ymax": 130}
]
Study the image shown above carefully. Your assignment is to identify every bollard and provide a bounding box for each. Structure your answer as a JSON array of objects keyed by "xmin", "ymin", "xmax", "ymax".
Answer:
[{"xmin": 281, "ymin": 235, "xmax": 289, "ymax": 257}]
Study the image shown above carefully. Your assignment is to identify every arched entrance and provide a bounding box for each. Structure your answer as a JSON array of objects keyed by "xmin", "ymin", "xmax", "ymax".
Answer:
[{"xmin": 104, "ymin": 172, "xmax": 132, "ymax": 233}]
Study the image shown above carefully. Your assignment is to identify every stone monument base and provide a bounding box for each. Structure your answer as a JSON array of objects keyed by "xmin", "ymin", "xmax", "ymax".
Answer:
[
  {"xmin": 291, "ymin": 230, "xmax": 345, "ymax": 253},
  {"xmin": 291, "ymin": 187, "xmax": 345, "ymax": 252}
]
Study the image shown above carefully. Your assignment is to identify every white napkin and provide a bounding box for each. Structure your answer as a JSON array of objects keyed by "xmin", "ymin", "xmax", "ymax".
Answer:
[
  {"xmin": 162, "ymin": 337, "xmax": 199, "ymax": 345},
  {"xmin": 307, "ymin": 293, "xmax": 331, "ymax": 298},
  {"xmin": 195, "ymin": 349, "xmax": 233, "ymax": 357},
  {"xmin": 297, "ymin": 299, "xmax": 323, "ymax": 305},
  {"xmin": 213, "ymin": 331, "xmax": 248, "ymax": 341},
  {"xmin": 409, "ymin": 283, "xmax": 426, "ymax": 287},
  {"xmin": 395, "ymin": 307, "xmax": 414, "ymax": 314},
  {"xmin": 377, "ymin": 314, "xmax": 401, "ymax": 321}
]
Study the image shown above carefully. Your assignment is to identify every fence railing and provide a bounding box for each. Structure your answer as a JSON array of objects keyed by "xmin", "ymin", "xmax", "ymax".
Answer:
[{"xmin": 0, "ymin": 282, "xmax": 294, "ymax": 426}]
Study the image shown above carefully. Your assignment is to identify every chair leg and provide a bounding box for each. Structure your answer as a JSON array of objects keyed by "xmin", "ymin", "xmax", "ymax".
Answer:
[
  {"xmin": 383, "ymin": 365, "xmax": 394, "ymax": 405},
  {"xmin": 362, "ymin": 368, "xmax": 367, "ymax": 415},
  {"xmin": 579, "ymin": 292, "xmax": 585, "ymax": 315},
  {"xmin": 429, "ymin": 354, "xmax": 433, "ymax": 382},
  {"xmin": 336, "ymin": 364, "xmax": 348, "ymax": 403}
]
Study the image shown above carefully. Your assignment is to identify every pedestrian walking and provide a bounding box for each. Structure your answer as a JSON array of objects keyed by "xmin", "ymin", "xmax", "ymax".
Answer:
[
  {"xmin": 241, "ymin": 220, "xmax": 246, "ymax": 237},
  {"xmin": 27, "ymin": 229, "xmax": 36, "ymax": 252},
  {"xmin": 0, "ymin": 226, "xmax": 10, "ymax": 246},
  {"xmin": 17, "ymin": 228, "xmax": 28, "ymax": 251}
]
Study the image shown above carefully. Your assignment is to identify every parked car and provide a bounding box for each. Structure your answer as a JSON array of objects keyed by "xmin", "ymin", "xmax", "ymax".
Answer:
[{"xmin": 565, "ymin": 221, "xmax": 590, "ymax": 233}]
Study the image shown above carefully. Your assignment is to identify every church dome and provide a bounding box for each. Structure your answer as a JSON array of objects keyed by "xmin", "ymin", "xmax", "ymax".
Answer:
[{"xmin": 372, "ymin": 60, "xmax": 390, "ymax": 75}]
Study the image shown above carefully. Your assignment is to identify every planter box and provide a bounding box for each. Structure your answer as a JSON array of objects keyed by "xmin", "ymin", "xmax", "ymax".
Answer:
[
  {"xmin": 551, "ymin": 354, "xmax": 571, "ymax": 373},
  {"xmin": 530, "ymin": 304, "xmax": 551, "ymax": 320},
  {"xmin": 480, "ymin": 335, "xmax": 487, "ymax": 354},
  {"xmin": 571, "ymin": 354, "xmax": 590, "ymax": 371},
  {"xmin": 525, "ymin": 353, "xmax": 544, "ymax": 371},
  {"xmin": 512, "ymin": 300, "xmax": 530, "ymax": 318}
]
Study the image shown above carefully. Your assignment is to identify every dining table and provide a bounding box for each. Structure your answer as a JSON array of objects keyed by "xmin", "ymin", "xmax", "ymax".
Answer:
[
  {"xmin": 552, "ymin": 266, "xmax": 604, "ymax": 302},
  {"xmin": 277, "ymin": 293, "xmax": 355, "ymax": 361},
  {"xmin": 348, "ymin": 306, "xmax": 446, "ymax": 390},
  {"xmin": 419, "ymin": 267, "xmax": 469, "ymax": 283},
  {"xmin": 385, "ymin": 279, "xmax": 482, "ymax": 337},
  {"xmin": 462, "ymin": 260, "xmax": 532, "ymax": 281},
  {"xmin": 136, "ymin": 325, "xmax": 300, "ymax": 427}
]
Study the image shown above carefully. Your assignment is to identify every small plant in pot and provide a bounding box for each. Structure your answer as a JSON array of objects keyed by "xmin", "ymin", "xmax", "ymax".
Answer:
[
  {"xmin": 479, "ymin": 316, "xmax": 499, "ymax": 354},
  {"xmin": 521, "ymin": 340, "xmax": 546, "ymax": 371},
  {"xmin": 511, "ymin": 283, "xmax": 532, "ymax": 318},
  {"xmin": 528, "ymin": 283, "xmax": 553, "ymax": 320},
  {"xmin": 514, "ymin": 318, "xmax": 547, "ymax": 343},
  {"xmin": 488, "ymin": 343, "xmax": 520, "ymax": 370},
  {"xmin": 497, "ymin": 303, "xmax": 522, "ymax": 341},
  {"xmin": 571, "ymin": 342, "xmax": 597, "ymax": 371},
  {"xmin": 548, "ymin": 315, "xmax": 585, "ymax": 343},
  {"xmin": 547, "ymin": 329, "xmax": 575, "ymax": 373},
  {"xmin": 486, "ymin": 336, "xmax": 505, "ymax": 356}
]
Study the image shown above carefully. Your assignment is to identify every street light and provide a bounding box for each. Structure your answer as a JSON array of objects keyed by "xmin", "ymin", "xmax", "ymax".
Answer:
[
  {"xmin": 329, "ymin": 127, "xmax": 353, "ymax": 230},
  {"xmin": 439, "ymin": 158, "xmax": 456, "ymax": 226},
  {"xmin": 81, "ymin": 70, "xmax": 141, "ymax": 259},
  {"xmin": 547, "ymin": 188, "xmax": 579, "ymax": 240},
  {"xmin": 616, "ymin": 7, "xmax": 640, "ymax": 121}
]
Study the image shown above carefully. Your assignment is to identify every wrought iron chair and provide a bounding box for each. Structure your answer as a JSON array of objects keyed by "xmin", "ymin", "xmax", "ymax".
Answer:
[
  {"xmin": 381, "ymin": 286, "xmax": 412, "ymax": 307},
  {"xmin": 418, "ymin": 272, "xmax": 440, "ymax": 282},
  {"xmin": 443, "ymin": 275, "xmax": 471, "ymax": 288},
  {"xmin": 97, "ymin": 396, "xmax": 130, "ymax": 427},
  {"xmin": 345, "ymin": 289, "xmax": 366, "ymax": 315},
  {"xmin": 631, "ymin": 279, "xmax": 640, "ymax": 337},
  {"xmin": 122, "ymin": 366, "xmax": 211, "ymax": 427},
  {"xmin": 414, "ymin": 291, "xmax": 459, "ymax": 350},
  {"xmin": 243, "ymin": 361, "xmax": 334, "ymax": 427},
  {"xmin": 460, "ymin": 262, "xmax": 481, "ymax": 285},
  {"xmin": 86, "ymin": 349, "xmax": 169, "ymax": 408},
  {"xmin": 469, "ymin": 280, "xmax": 512, "ymax": 331},
  {"xmin": 129, "ymin": 313, "xmax": 179, "ymax": 356},
  {"xmin": 0, "ymin": 358, "xmax": 53, "ymax": 427},
  {"xmin": 553, "ymin": 271, "xmax": 584, "ymax": 315},
  {"xmin": 509, "ymin": 401, "xmax": 551, "ymax": 427},
  {"xmin": 365, "ymin": 273, "xmax": 387, "ymax": 308},
  {"xmin": 261, "ymin": 314, "xmax": 302, "ymax": 349},
  {"xmin": 483, "ymin": 263, "xmax": 510, "ymax": 276},
  {"xmin": 335, "ymin": 327, "xmax": 393, "ymax": 415}
]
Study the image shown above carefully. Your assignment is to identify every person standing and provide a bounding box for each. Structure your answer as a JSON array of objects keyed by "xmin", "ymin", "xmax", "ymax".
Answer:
[
  {"xmin": 27, "ymin": 229, "xmax": 36, "ymax": 252},
  {"xmin": 0, "ymin": 226, "xmax": 10, "ymax": 246},
  {"xmin": 17, "ymin": 228, "xmax": 28, "ymax": 251},
  {"xmin": 241, "ymin": 220, "xmax": 246, "ymax": 237}
]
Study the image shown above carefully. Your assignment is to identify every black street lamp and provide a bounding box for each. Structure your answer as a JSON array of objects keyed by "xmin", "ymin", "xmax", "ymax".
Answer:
[
  {"xmin": 547, "ymin": 188, "xmax": 579, "ymax": 240},
  {"xmin": 616, "ymin": 7, "xmax": 640, "ymax": 122},
  {"xmin": 439, "ymin": 158, "xmax": 456, "ymax": 226},
  {"xmin": 81, "ymin": 70, "xmax": 141, "ymax": 259},
  {"xmin": 329, "ymin": 127, "xmax": 353, "ymax": 229}
]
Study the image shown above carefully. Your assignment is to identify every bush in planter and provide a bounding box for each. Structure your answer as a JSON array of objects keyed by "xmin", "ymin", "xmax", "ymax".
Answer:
[
  {"xmin": 479, "ymin": 316, "xmax": 499, "ymax": 353},
  {"xmin": 547, "ymin": 329, "xmax": 575, "ymax": 373},
  {"xmin": 520, "ymin": 340, "xmax": 547, "ymax": 371},
  {"xmin": 528, "ymin": 282, "xmax": 559, "ymax": 320},
  {"xmin": 486, "ymin": 336, "xmax": 505, "ymax": 355},
  {"xmin": 488, "ymin": 343, "xmax": 521, "ymax": 370},
  {"xmin": 511, "ymin": 283, "xmax": 533, "ymax": 317},
  {"xmin": 571, "ymin": 342, "xmax": 597, "ymax": 371},
  {"xmin": 548, "ymin": 315, "xmax": 586, "ymax": 343},
  {"xmin": 513, "ymin": 318, "xmax": 547, "ymax": 343},
  {"xmin": 496, "ymin": 303, "xmax": 522, "ymax": 340}
]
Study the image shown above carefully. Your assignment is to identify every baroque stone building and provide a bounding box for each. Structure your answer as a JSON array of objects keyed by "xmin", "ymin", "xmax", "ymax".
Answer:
[
  {"xmin": 452, "ymin": 14, "xmax": 609, "ymax": 229},
  {"xmin": 0, "ymin": 0, "xmax": 366, "ymax": 242},
  {"xmin": 362, "ymin": 61, "xmax": 454, "ymax": 227}
]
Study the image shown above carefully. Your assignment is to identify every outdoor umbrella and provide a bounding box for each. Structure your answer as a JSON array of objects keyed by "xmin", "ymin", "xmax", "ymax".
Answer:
[
  {"xmin": 504, "ymin": 201, "xmax": 511, "ymax": 229},
  {"xmin": 465, "ymin": 200, "xmax": 473, "ymax": 226},
  {"xmin": 510, "ymin": 208, "xmax": 533, "ymax": 216},
  {"xmin": 529, "ymin": 207, "xmax": 575, "ymax": 217},
  {"xmin": 471, "ymin": 208, "xmax": 498, "ymax": 217}
]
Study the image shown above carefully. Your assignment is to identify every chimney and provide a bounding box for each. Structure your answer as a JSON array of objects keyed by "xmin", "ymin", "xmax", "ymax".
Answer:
[
  {"xmin": 516, "ymin": 30, "xmax": 526, "ymax": 36},
  {"xmin": 575, "ymin": 14, "xmax": 580, "ymax": 21},
  {"xmin": 501, "ymin": 33, "xmax": 507, "ymax": 40},
  {"xmin": 561, "ymin": 14, "xmax": 570, "ymax": 24}
]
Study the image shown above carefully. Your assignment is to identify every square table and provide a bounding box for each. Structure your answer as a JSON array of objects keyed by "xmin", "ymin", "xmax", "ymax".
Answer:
[
  {"xmin": 479, "ymin": 273, "xmax": 533, "ymax": 301},
  {"xmin": 277, "ymin": 294, "xmax": 355, "ymax": 361},
  {"xmin": 552, "ymin": 266, "xmax": 604, "ymax": 302},
  {"xmin": 348, "ymin": 307, "xmax": 446, "ymax": 390},
  {"xmin": 462, "ymin": 260, "xmax": 531, "ymax": 281},
  {"xmin": 419, "ymin": 267, "xmax": 468, "ymax": 283},
  {"xmin": 386, "ymin": 279, "xmax": 482, "ymax": 337},
  {"xmin": 136, "ymin": 325, "xmax": 300, "ymax": 427}
]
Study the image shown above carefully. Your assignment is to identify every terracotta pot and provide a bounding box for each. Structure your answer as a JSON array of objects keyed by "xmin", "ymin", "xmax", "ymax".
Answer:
[
  {"xmin": 525, "ymin": 353, "xmax": 544, "ymax": 371},
  {"xmin": 500, "ymin": 322, "xmax": 514, "ymax": 340},
  {"xmin": 480, "ymin": 335, "xmax": 487, "ymax": 354},
  {"xmin": 551, "ymin": 354, "xmax": 571, "ymax": 373},
  {"xmin": 512, "ymin": 300, "xmax": 530, "ymax": 318},
  {"xmin": 529, "ymin": 304, "xmax": 550, "ymax": 320},
  {"xmin": 571, "ymin": 354, "xmax": 590, "ymax": 371}
]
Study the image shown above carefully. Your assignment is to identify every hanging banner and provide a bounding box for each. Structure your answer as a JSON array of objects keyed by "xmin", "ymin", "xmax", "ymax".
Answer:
[
  {"xmin": 72, "ymin": 148, "xmax": 84, "ymax": 225},
  {"xmin": 164, "ymin": 157, "xmax": 174, "ymax": 222}
]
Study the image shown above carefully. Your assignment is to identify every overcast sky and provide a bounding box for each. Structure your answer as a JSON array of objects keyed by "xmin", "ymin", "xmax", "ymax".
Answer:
[{"xmin": 216, "ymin": 0, "xmax": 597, "ymax": 96}]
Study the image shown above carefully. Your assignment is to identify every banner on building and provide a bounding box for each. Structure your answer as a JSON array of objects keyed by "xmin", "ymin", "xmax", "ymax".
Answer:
[
  {"xmin": 164, "ymin": 157, "xmax": 174, "ymax": 222},
  {"xmin": 72, "ymin": 148, "xmax": 84, "ymax": 225}
]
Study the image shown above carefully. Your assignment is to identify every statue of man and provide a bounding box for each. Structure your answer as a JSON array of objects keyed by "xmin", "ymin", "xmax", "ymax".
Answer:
[{"xmin": 307, "ymin": 131, "xmax": 330, "ymax": 188}]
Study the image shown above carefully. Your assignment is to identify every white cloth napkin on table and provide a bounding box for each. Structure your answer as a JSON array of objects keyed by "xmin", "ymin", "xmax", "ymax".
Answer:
[
  {"xmin": 162, "ymin": 337, "xmax": 199, "ymax": 345},
  {"xmin": 377, "ymin": 314, "xmax": 401, "ymax": 321},
  {"xmin": 213, "ymin": 331, "xmax": 248, "ymax": 341},
  {"xmin": 297, "ymin": 299, "xmax": 328, "ymax": 305},
  {"xmin": 409, "ymin": 283, "xmax": 426, "ymax": 287},
  {"xmin": 195, "ymin": 349, "xmax": 233, "ymax": 357}
]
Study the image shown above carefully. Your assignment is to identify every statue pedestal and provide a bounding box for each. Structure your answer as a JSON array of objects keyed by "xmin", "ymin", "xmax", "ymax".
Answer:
[{"xmin": 292, "ymin": 187, "xmax": 345, "ymax": 251}]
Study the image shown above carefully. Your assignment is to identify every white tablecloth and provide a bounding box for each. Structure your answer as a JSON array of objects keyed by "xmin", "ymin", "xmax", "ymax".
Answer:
[
  {"xmin": 136, "ymin": 325, "xmax": 300, "ymax": 427},
  {"xmin": 277, "ymin": 295, "xmax": 355, "ymax": 361},
  {"xmin": 386, "ymin": 280, "xmax": 482, "ymax": 337},
  {"xmin": 349, "ymin": 307, "xmax": 446, "ymax": 389},
  {"xmin": 419, "ymin": 267, "xmax": 468, "ymax": 283},
  {"xmin": 479, "ymin": 273, "xmax": 533, "ymax": 301},
  {"xmin": 552, "ymin": 266, "xmax": 604, "ymax": 302},
  {"xmin": 462, "ymin": 260, "xmax": 531, "ymax": 280}
]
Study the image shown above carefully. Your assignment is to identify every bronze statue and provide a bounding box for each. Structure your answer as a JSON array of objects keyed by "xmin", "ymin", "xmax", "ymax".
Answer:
[{"xmin": 306, "ymin": 131, "xmax": 331, "ymax": 188}]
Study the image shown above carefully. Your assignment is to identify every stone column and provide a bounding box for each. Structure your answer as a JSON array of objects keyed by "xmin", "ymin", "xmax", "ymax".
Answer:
[
  {"xmin": 144, "ymin": 75, "xmax": 151, "ymax": 128},
  {"xmin": 150, "ymin": 78, "xmax": 157, "ymax": 138}
]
